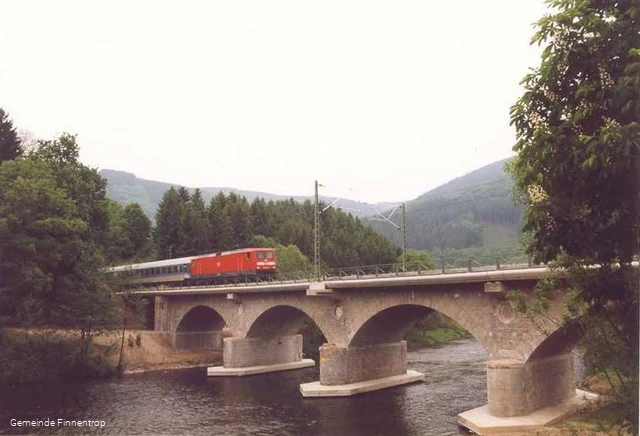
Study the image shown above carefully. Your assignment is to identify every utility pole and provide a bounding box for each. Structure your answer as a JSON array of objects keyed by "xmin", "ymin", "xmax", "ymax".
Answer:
[
  {"xmin": 402, "ymin": 203, "xmax": 407, "ymax": 271},
  {"xmin": 314, "ymin": 180, "xmax": 320, "ymax": 281}
]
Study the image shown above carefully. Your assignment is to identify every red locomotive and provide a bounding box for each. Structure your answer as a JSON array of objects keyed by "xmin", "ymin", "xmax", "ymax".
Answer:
[{"xmin": 108, "ymin": 247, "xmax": 277, "ymax": 286}]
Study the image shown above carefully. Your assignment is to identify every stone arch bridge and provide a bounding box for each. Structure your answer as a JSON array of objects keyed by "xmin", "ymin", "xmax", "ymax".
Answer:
[{"xmin": 134, "ymin": 266, "xmax": 588, "ymax": 433}]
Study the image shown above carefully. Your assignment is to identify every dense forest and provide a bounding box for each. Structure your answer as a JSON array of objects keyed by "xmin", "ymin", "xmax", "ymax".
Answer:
[
  {"xmin": 371, "ymin": 159, "xmax": 527, "ymax": 265},
  {"xmin": 145, "ymin": 188, "xmax": 399, "ymax": 272},
  {"xmin": 102, "ymin": 160, "xmax": 528, "ymax": 267}
]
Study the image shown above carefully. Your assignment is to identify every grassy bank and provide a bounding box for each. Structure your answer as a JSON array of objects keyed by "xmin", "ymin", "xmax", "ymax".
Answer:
[
  {"xmin": 0, "ymin": 328, "xmax": 222, "ymax": 385},
  {"xmin": 406, "ymin": 312, "xmax": 471, "ymax": 349},
  {"xmin": 406, "ymin": 327, "xmax": 470, "ymax": 348},
  {"xmin": 0, "ymin": 329, "xmax": 118, "ymax": 385}
]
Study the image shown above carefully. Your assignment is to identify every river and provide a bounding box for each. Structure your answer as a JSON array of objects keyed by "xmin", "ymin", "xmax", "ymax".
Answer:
[{"xmin": 0, "ymin": 339, "xmax": 584, "ymax": 435}]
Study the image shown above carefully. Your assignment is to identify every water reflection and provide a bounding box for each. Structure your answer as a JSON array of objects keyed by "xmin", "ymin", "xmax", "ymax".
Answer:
[{"xmin": 2, "ymin": 340, "xmax": 581, "ymax": 435}]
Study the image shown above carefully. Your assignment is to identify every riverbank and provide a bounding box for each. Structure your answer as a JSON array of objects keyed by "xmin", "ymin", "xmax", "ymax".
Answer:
[
  {"xmin": 0, "ymin": 328, "xmax": 222, "ymax": 384},
  {"xmin": 406, "ymin": 312, "xmax": 471, "ymax": 349},
  {"xmin": 508, "ymin": 374, "xmax": 634, "ymax": 436},
  {"xmin": 510, "ymin": 405, "xmax": 633, "ymax": 436},
  {"xmin": 116, "ymin": 330, "xmax": 222, "ymax": 373},
  {"xmin": 407, "ymin": 326, "xmax": 471, "ymax": 349}
]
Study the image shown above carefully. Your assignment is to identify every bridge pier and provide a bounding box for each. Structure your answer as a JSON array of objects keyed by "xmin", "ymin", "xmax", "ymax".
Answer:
[
  {"xmin": 488, "ymin": 354, "xmax": 575, "ymax": 417},
  {"xmin": 300, "ymin": 341, "xmax": 424, "ymax": 396},
  {"xmin": 458, "ymin": 353, "xmax": 597, "ymax": 434},
  {"xmin": 207, "ymin": 334, "xmax": 315, "ymax": 376},
  {"xmin": 154, "ymin": 296, "xmax": 170, "ymax": 331}
]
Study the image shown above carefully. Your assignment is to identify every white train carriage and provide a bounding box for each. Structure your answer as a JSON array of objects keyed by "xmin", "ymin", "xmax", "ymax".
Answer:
[{"xmin": 107, "ymin": 256, "xmax": 193, "ymax": 285}]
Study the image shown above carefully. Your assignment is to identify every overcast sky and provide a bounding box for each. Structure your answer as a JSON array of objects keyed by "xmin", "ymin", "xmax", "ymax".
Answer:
[{"xmin": 0, "ymin": 1, "xmax": 550, "ymax": 204}]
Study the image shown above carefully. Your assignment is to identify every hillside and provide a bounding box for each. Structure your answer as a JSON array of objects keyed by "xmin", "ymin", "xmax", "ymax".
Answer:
[
  {"xmin": 370, "ymin": 158, "xmax": 526, "ymax": 263},
  {"xmin": 101, "ymin": 159, "xmax": 526, "ymax": 264},
  {"xmin": 100, "ymin": 169, "xmax": 398, "ymax": 219}
]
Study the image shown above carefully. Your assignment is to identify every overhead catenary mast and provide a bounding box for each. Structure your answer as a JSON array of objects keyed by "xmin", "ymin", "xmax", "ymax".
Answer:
[
  {"xmin": 402, "ymin": 203, "xmax": 407, "ymax": 271},
  {"xmin": 314, "ymin": 181, "xmax": 406, "ymax": 276},
  {"xmin": 367, "ymin": 203, "xmax": 408, "ymax": 271},
  {"xmin": 314, "ymin": 180, "xmax": 320, "ymax": 281}
]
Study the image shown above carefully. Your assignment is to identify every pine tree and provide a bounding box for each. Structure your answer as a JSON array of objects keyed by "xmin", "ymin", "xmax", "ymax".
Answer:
[
  {"xmin": 154, "ymin": 187, "xmax": 183, "ymax": 258},
  {"xmin": 0, "ymin": 108, "xmax": 22, "ymax": 164},
  {"xmin": 207, "ymin": 194, "xmax": 234, "ymax": 251}
]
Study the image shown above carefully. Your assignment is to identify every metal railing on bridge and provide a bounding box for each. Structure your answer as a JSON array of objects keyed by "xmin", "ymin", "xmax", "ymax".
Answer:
[
  {"xmin": 131, "ymin": 254, "xmax": 541, "ymax": 292},
  {"xmin": 321, "ymin": 254, "xmax": 535, "ymax": 280}
]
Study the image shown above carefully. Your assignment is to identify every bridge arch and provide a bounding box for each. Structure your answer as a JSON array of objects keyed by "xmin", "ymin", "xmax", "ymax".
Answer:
[
  {"xmin": 245, "ymin": 304, "xmax": 328, "ymax": 343},
  {"xmin": 176, "ymin": 305, "xmax": 227, "ymax": 332},
  {"xmin": 527, "ymin": 318, "xmax": 584, "ymax": 361},
  {"xmin": 350, "ymin": 304, "xmax": 434, "ymax": 346},
  {"xmin": 345, "ymin": 297, "xmax": 494, "ymax": 354},
  {"xmin": 173, "ymin": 305, "xmax": 228, "ymax": 350}
]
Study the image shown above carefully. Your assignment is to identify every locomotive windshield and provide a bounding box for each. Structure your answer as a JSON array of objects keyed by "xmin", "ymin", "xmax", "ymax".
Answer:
[{"xmin": 257, "ymin": 251, "xmax": 274, "ymax": 259}]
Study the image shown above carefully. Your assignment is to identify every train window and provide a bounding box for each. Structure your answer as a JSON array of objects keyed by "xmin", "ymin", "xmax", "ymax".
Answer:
[
  {"xmin": 258, "ymin": 251, "xmax": 274, "ymax": 259},
  {"xmin": 246, "ymin": 252, "xmax": 251, "ymax": 260}
]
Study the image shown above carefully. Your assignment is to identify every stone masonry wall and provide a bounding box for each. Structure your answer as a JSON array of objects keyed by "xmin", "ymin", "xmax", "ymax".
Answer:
[
  {"xmin": 223, "ymin": 334, "xmax": 303, "ymax": 368},
  {"xmin": 319, "ymin": 341, "xmax": 407, "ymax": 385},
  {"xmin": 487, "ymin": 353, "xmax": 575, "ymax": 417}
]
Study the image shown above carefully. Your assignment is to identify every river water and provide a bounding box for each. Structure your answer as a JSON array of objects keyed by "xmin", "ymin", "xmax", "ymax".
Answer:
[{"xmin": 0, "ymin": 340, "xmax": 583, "ymax": 436}]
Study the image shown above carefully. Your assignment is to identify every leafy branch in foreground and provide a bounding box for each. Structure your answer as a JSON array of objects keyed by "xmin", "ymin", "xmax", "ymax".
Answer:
[{"xmin": 507, "ymin": 0, "xmax": 639, "ymax": 430}]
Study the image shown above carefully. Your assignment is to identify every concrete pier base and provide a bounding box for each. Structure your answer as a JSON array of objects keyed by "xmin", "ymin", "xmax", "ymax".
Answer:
[
  {"xmin": 300, "ymin": 370, "xmax": 424, "ymax": 397},
  {"xmin": 319, "ymin": 341, "xmax": 408, "ymax": 385},
  {"xmin": 223, "ymin": 334, "xmax": 304, "ymax": 367},
  {"xmin": 458, "ymin": 389, "xmax": 598, "ymax": 435},
  {"xmin": 210, "ymin": 334, "xmax": 310, "ymax": 376},
  {"xmin": 207, "ymin": 358, "xmax": 315, "ymax": 376},
  {"xmin": 487, "ymin": 354, "xmax": 576, "ymax": 417}
]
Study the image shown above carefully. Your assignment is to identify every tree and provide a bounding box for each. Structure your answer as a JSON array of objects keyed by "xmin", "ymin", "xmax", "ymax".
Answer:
[
  {"xmin": 396, "ymin": 250, "xmax": 435, "ymax": 271},
  {"xmin": 275, "ymin": 244, "xmax": 313, "ymax": 278},
  {"xmin": 154, "ymin": 187, "xmax": 183, "ymax": 258},
  {"xmin": 225, "ymin": 193, "xmax": 254, "ymax": 248},
  {"xmin": 508, "ymin": 1, "xmax": 639, "ymax": 428},
  {"xmin": 251, "ymin": 198, "xmax": 273, "ymax": 237},
  {"xmin": 103, "ymin": 200, "xmax": 132, "ymax": 263},
  {"xmin": 0, "ymin": 108, "xmax": 22, "ymax": 164},
  {"xmin": 122, "ymin": 203, "xmax": 152, "ymax": 258},
  {"xmin": 208, "ymin": 193, "xmax": 234, "ymax": 251},
  {"xmin": 0, "ymin": 133, "xmax": 117, "ymax": 366},
  {"xmin": 103, "ymin": 201, "xmax": 152, "ymax": 263},
  {"xmin": 180, "ymin": 189, "xmax": 211, "ymax": 255}
]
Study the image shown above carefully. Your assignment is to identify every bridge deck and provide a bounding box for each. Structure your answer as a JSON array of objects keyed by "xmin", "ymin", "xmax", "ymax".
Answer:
[{"xmin": 124, "ymin": 264, "xmax": 553, "ymax": 296}]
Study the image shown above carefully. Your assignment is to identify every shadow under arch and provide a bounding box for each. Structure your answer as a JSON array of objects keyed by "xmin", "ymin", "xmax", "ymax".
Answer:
[
  {"xmin": 350, "ymin": 304, "xmax": 436, "ymax": 347},
  {"xmin": 173, "ymin": 305, "xmax": 227, "ymax": 350},
  {"xmin": 246, "ymin": 305, "xmax": 327, "ymax": 342},
  {"xmin": 527, "ymin": 318, "xmax": 585, "ymax": 361},
  {"xmin": 176, "ymin": 305, "xmax": 226, "ymax": 332}
]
